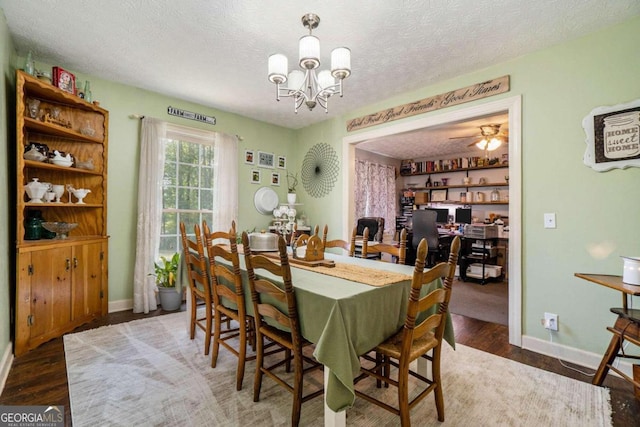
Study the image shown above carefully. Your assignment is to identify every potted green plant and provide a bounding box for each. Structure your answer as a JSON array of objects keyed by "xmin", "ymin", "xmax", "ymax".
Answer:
[
  {"xmin": 151, "ymin": 253, "xmax": 182, "ymax": 311},
  {"xmin": 286, "ymin": 172, "xmax": 299, "ymax": 205}
]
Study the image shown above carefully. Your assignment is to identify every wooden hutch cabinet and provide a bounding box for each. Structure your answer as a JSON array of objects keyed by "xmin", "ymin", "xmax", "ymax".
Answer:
[{"xmin": 14, "ymin": 70, "xmax": 109, "ymax": 356}]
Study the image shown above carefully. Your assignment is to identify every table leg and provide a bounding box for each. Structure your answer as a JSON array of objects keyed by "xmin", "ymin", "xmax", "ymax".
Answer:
[
  {"xmin": 324, "ymin": 369, "xmax": 346, "ymax": 427},
  {"xmin": 593, "ymin": 328, "xmax": 622, "ymax": 386}
]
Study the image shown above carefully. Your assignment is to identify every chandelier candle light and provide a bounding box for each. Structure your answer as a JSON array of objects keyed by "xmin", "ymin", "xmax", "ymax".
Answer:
[{"xmin": 268, "ymin": 13, "xmax": 351, "ymax": 113}]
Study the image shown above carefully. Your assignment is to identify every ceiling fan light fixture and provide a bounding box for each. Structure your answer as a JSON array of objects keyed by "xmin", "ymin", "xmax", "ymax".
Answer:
[
  {"xmin": 268, "ymin": 13, "xmax": 351, "ymax": 113},
  {"xmin": 487, "ymin": 137, "xmax": 502, "ymax": 151},
  {"xmin": 476, "ymin": 137, "xmax": 502, "ymax": 151}
]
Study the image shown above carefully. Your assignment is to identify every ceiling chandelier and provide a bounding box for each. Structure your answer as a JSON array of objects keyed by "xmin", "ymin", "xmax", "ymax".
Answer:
[{"xmin": 268, "ymin": 13, "xmax": 351, "ymax": 113}]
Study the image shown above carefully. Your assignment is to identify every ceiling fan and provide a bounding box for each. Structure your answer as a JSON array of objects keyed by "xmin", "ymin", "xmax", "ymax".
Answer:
[{"xmin": 449, "ymin": 123, "xmax": 508, "ymax": 151}]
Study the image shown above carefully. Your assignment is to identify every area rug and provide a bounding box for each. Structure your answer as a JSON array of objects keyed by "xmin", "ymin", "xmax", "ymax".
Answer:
[
  {"xmin": 64, "ymin": 313, "xmax": 611, "ymax": 426},
  {"xmin": 449, "ymin": 278, "xmax": 509, "ymax": 325}
]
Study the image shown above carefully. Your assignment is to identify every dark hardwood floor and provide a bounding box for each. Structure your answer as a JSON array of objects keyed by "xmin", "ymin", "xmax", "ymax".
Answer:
[{"xmin": 1, "ymin": 309, "xmax": 637, "ymax": 426}]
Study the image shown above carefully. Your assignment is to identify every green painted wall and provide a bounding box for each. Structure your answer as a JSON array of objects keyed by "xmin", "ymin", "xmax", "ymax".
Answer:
[
  {"xmin": 71, "ymin": 79, "xmax": 296, "ymax": 302},
  {"xmin": 294, "ymin": 16, "xmax": 640, "ymax": 354},
  {"xmin": 0, "ymin": 9, "xmax": 15, "ymax": 363}
]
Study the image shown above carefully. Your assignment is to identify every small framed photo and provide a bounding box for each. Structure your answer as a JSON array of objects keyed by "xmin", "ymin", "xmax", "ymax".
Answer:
[
  {"xmin": 244, "ymin": 150, "xmax": 255, "ymax": 165},
  {"xmin": 430, "ymin": 189, "xmax": 448, "ymax": 202},
  {"xmin": 251, "ymin": 169, "xmax": 261, "ymax": 184},
  {"xmin": 277, "ymin": 155, "xmax": 286, "ymax": 169},
  {"xmin": 52, "ymin": 67, "xmax": 76, "ymax": 94},
  {"xmin": 271, "ymin": 172, "xmax": 280, "ymax": 186},
  {"xmin": 258, "ymin": 151, "xmax": 275, "ymax": 168}
]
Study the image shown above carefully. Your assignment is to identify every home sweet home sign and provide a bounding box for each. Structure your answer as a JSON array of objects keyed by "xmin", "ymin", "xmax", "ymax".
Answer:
[{"xmin": 346, "ymin": 75, "xmax": 510, "ymax": 132}]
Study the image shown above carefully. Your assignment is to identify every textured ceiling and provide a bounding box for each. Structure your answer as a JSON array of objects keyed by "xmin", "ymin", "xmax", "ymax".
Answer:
[{"xmin": 2, "ymin": 0, "xmax": 638, "ymax": 134}]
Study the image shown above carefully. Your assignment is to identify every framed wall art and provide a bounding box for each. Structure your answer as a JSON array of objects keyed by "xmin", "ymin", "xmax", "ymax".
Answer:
[
  {"xmin": 52, "ymin": 66, "xmax": 76, "ymax": 94},
  {"xmin": 582, "ymin": 98, "xmax": 640, "ymax": 172},
  {"xmin": 277, "ymin": 155, "xmax": 286, "ymax": 169},
  {"xmin": 271, "ymin": 172, "xmax": 280, "ymax": 186},
  {"xmin": 251, "ymin": 169, "xmax": 261, "ymax": 184},
  {"xmin": 244, "ymin": 150, "xmax": 255, "ymax": 165},
  {"xmin": 258, "ymin": 151, "xmax": 275, "ymax": 168},
  {"xmin": 430, "ymin": 189, "xmax": 448, "ymax": 202}
]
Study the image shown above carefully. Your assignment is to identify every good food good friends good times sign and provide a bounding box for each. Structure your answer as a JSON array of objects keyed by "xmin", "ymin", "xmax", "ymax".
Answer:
[{"xmin": 346, "ymin": 75, "xmax": 510, "ymax": 132}]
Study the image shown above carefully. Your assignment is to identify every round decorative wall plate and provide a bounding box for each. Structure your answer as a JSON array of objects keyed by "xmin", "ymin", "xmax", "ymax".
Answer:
[
  {"xmin": 301, "ymin": 142, "xmax": 340, "ymax": 198},
  {"xmin": 253, "ymin": 186, "xmax": 279, "ymax": 215}
]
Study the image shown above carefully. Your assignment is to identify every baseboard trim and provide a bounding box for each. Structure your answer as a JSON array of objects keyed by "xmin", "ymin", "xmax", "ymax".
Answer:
[
  {"xmin": 522, "ymin": 334, "xmax": 633, "ymax": 379},
  {"xmin": 0, "ymin": 342, "xmax": 14, "ymax": 397},
  {"xmin": 108, "ymin": 299, "xmax": 133, "ymax": 313}
]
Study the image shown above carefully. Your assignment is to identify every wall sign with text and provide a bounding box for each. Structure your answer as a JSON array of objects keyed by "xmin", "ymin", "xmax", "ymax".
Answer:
[
  {"xmin": 582, "ymin": 98, "xmax": 640, "ymax": 172},
  {"xmin": 346, "ymin": 75, "xmax": 510, "ymax": 132}
]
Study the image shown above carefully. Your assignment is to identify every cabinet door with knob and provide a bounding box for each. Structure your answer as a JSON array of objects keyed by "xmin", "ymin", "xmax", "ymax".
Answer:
[
  {"xmin": 15, "ymin": 239, "xmax": 107, "ymax": 356},
  {"xmin": 71, "ymin": 240, "xmax": 107, "ymax": 319}
]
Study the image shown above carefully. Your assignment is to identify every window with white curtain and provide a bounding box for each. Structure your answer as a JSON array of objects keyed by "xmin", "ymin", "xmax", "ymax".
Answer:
[
  {"xmin": 159, "ymin": 138, "xmax": 215, "ymax": 257},
  {"xmin": 133, "ymin": 118, "xmax": 238, "ymax": 313}
]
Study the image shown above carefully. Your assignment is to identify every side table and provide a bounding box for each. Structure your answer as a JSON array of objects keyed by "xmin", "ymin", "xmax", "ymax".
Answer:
[{"xmin": 575, "ymin": 273, "xmax": 640, "ymax": 400}]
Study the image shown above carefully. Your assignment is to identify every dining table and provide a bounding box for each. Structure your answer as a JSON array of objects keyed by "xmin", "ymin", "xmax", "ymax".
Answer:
[{"xmin": 181, "ymin": 246, "xmax": 455, "ymax": 426}]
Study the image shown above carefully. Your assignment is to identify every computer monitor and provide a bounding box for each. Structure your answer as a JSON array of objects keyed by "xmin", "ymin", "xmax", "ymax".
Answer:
[
  {"xmin": 455, "ymin": 207, "xmax": 472, "ymax": 224},
  {"xmin": 426, "ymin": 208, "xmax": 449, "ymax": 224}
]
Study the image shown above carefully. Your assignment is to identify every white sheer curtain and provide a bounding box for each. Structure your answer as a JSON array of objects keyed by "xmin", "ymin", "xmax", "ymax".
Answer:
[
  {"xmin": 132, "ymin": 119, "xmax": 238, "ymax": 314},
  {"xmin": 133, "ymin": 117, "xmax": 166, "ymax": 313},
  {"xmin": 354, "ymin": 160, "xmax": 396, "ymax": 234},
  {"xmin": 212, "ymin": 132, "xmax": 238, "ymax": 231}
]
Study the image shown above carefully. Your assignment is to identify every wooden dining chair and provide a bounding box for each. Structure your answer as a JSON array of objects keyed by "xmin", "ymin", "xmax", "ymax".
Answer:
[
  {"xmin": 357, "ymin": 227, "xmax": 373, "ymax": 259},
  {"xmin": 179, "ymin": 222, "xmax": 214, "ymax": 355},
  {"xmin": 363, "ymin": 228, "xmax": 407, "ymax": 264},
  {"xmin": 241, "ymin": 232, "xmax": 324, "ymax": 426},
  {"xmin": 354, "ymin": 236, "xmax": 461, "ymax": 426},
  {"xmin": 203, "ymin": 221, "xmax": 254, "ymax": 391},
  {"xmin": 321, "ymin": 224, "xmax": 329, "ymax": 246},
  {"xmin": 324, "ymin": 226, "xmax": 358, "ymax": 257}
]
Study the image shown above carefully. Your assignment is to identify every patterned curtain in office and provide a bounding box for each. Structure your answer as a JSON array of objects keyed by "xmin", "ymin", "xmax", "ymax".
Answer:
[{"xmin": 354, "ymin": 160, "xmax": 395, "ymax": 233}]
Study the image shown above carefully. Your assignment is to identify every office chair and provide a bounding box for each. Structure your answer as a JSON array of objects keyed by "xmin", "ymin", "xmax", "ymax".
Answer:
[
  {"xmin": 356, "ymin": 217, "xmax": 385, "ymax": 242},
  {"xmin": 411, "ymin": 210, "xmax": 448, "ymax": 267},
  {"xmin": 354, "ymin": 217, "xmax": 385, "ymax": 259}
]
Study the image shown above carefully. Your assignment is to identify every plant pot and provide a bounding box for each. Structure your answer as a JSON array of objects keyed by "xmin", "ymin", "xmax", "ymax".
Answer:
[
  {"xmin": 157, "ymin": 286, "xmax": 182, "ymax": 311},
  {"xmin": 287, "ymin": 192, "xmax": 297, "ymax": 205}
]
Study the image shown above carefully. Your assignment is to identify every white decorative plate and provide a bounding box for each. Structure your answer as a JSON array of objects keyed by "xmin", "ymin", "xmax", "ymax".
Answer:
[{"xmin": 253, "ymin": 186, "xmax": 279, "ymax": 215}]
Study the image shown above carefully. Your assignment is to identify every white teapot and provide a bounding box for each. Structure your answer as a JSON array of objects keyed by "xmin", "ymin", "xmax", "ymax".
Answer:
[{"xmin": 24, "ymin": 178, "xmax": 48, "ymax": 203}]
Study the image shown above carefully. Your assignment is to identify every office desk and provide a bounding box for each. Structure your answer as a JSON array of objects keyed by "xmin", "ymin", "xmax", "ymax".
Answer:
[
  {"xmin": 575, "ymin": 273, "xmax": 640, "ymax": 396},
  {"xmin": 183, "ymin": 251, "xmax": 454, "ymax": 425}
]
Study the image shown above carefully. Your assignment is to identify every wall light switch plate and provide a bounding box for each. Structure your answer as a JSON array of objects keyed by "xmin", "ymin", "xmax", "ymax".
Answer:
[{"xmin": 544, "ymin": 213, "xmax": 556, "ymax": 229}]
